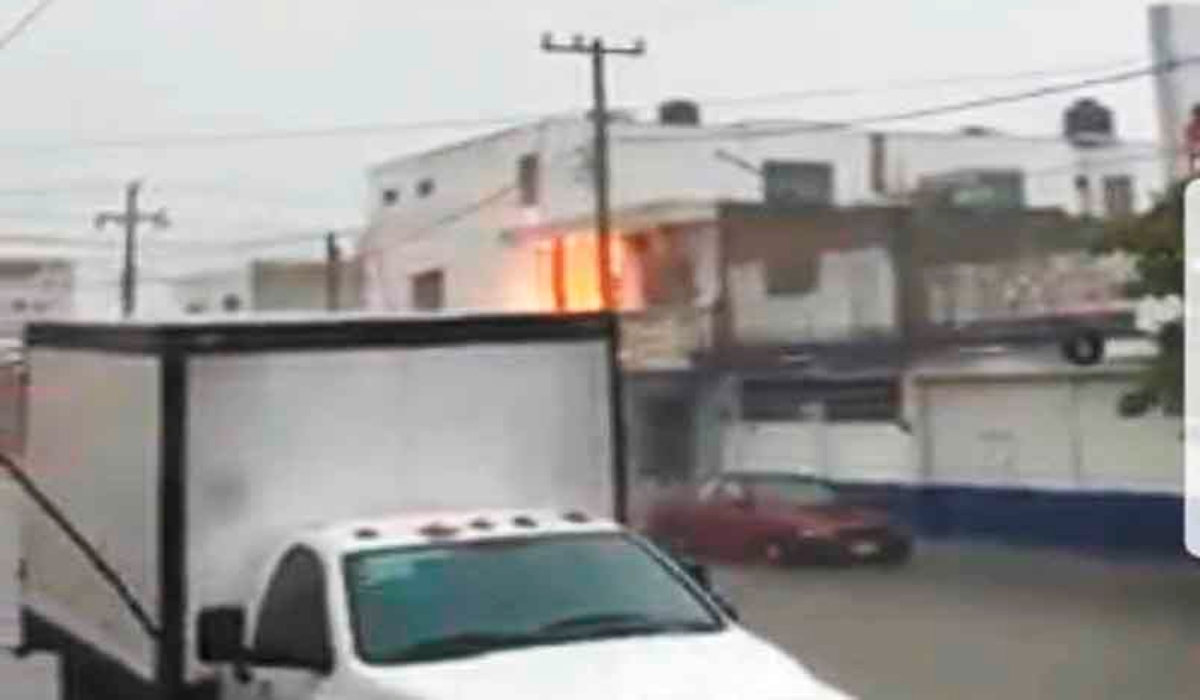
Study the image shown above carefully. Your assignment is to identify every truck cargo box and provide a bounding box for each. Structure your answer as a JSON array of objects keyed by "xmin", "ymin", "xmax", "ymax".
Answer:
[{"xmin": 14, "ymin": 313, "xmax": 623, "ymax": 698}]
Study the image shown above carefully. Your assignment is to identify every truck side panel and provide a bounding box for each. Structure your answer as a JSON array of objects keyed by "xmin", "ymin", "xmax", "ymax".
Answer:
[
  {"xmin": 21, "ymin": 349, "xmax": 162, "ymax": 681},
  {"xmin": 184, "ymin": 340, "xmax": 615, "ymax": 682}
]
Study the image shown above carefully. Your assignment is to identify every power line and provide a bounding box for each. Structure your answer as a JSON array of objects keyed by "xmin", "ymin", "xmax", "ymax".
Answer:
[
  {"xmin": 688, "ymin": 57, "xmax": 1144, "ymax": 108},
  {"xmin": 0, "ymin": 57, "xmax": 1153, "ymax": 154},
  {"xmin": 0, "ymin": 0, "xmax": 56, "ymax": 53},
  {"xmin": 0, "ymin": 111, "xmax": 579, "ymax": 154},
  {"xmin": 619, "ymin": 56, "xmax": 1200, "ymax": 143}
]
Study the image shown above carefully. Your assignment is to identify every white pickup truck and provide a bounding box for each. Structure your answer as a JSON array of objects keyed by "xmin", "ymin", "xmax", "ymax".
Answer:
[{"xmin": 6, "ymin": 313, "xmax": 852, "ymax": 700}]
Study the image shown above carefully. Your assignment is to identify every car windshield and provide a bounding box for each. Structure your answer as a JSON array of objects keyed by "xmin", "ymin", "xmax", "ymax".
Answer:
[
  {"xmin": 343, "ymin": 533, "xmax": 721, "ymax": 664},
  {"xmin": 746, "ymin": 476, "xmax": 838, "ymax": 506}
]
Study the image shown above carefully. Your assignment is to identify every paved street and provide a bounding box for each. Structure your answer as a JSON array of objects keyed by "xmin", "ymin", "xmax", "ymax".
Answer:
[
  {"xmin": 715, "ymin": 542, "xmax": 1200, "ymax": 700},
  {"xmin": 1, "ymin": 542, "xmax": 1197, "ymax": 699}
]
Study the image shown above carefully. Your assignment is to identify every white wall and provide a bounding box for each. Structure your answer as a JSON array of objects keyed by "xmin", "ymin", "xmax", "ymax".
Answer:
[
  {"xmin": 916, "ymin": 370, "xmax": 1182, "ymax": 494},
  {"xmin": 724, "ymin": 421, "xmax": 915, "ymax": 485}
]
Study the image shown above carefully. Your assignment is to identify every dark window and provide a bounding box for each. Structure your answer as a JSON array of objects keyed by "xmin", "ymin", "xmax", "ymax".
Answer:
[
  {"xmin": 185, "ymin": 301, "xmax": 206, "ymax": 315},
  {"xmin": 740, "ymin": 379, "xmax": 899, "ymax": 422},
  {"xmin": 641, "ymin": 396, "xmax": 694, "ymax": 480},
  {"xmin": 416, "ymin": 178, "xmax": 436, "ymax": 198},
  {"xmin": 1103, "ymin": 175, "xmax": 1134, "ymax": 218},
  {"xmin": 253, "ymin": 546, "xmax": 334, "ymax": 670},
  {"xmin": 761, "ymin": 161, "xmax": 834, "ymax": 206},
  {"xmin": 518, "ymin": 153, "xmax": 540, "ymax": 206},
  {"xmin": 221, "ymin": 294, "xmax": 242, "ymax": 313},
  {"xmin": 411, "ymin": 269, "xmax": 445, "ymax": 311},
  {"xmin": 763, "ymin": 257, "xmax": 818, "ymax": 297},
  {"xmin": 10, "ymin": 299, "xmax": 27, "ymax": 314},
  {"xmin": 381, "ymin": 188, "xmax": 400, "ymax": 206}
]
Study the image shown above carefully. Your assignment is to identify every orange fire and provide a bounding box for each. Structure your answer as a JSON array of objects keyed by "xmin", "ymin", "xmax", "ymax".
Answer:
[{"xmin": 536, "ymin": 233, "xmax": 634, "ymax": 313}]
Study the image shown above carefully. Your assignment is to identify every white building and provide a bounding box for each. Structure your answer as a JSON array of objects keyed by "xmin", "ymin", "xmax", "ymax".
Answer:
[{"xmin": 361, "ymin": 103, "xmax": 1165, "ymax": 316}]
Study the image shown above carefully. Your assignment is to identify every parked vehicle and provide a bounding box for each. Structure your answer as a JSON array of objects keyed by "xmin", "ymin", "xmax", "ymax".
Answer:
[
  {"xmin": 646, "ymin": 471, "xmax": 913, "ymax": 566},
  {"xmin": 5, "ymin": 315, "xmax": 854, "ymax": 700}
]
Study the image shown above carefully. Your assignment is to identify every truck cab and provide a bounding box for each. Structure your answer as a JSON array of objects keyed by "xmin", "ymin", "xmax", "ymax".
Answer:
[{"xmin": 198, "ymin": 510, "xmax": 851, "ymax": 700}]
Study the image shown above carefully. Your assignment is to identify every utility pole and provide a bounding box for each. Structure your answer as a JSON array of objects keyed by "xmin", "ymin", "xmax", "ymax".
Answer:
[
  {"xmin": 541, "ymin": 33, "xmax": 645, "ymax": 311},
  {"xmin": 95, "ymin": 181, "xmax": 169, "ymax": 318},
  {"xmin": 541, "ymin": 33, "xmax": 644, "ymax": 525},
  {"xmin": 325, "ymin": 231, "xmax": 342, "ymax": 312}
]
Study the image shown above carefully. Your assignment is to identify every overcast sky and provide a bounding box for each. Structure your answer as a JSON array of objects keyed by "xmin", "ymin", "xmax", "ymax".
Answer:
[{"xmin": 0, "ymin": 0, "xmax": 1183, "ymax": 251}]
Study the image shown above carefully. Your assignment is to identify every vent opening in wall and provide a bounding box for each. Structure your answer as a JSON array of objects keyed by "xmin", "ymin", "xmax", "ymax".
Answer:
[
  {"xmin": 382, "ymin": 188, "xmax": 399, "ymax": 206},
  {"xmin": 417, "ymin": 179, "xmax": 436, "ymax": 198},
  {"xmin": 518, "ymin": 154, "xmax": 540, "ymax": 206},
  {"xmin": 412, "ymin": 269, "xmax": 445, "ymax": 311}
]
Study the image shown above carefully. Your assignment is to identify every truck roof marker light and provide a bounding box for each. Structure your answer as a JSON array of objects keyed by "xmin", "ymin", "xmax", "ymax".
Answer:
[
  {"xmin": 419, "ymin": 522, "xmax": 459, "ymax": 539},
  {"xmin": 469, "ymin": 517, "xmax": 495, "ymax": 531},
  {"xmin": 563, "ymin": 511, "xmax": 589, "ymax": 523},
  {"xmin": 512, "ymin": 515, "xmax": 537, "ymax": 528}
]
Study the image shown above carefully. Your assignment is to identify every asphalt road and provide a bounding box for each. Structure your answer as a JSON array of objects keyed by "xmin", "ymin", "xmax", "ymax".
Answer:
[
  {"xmin": 1, "ymin": 542, "xmax": 1197, "ymax": 700},
  {"xmin": 714, "ymin": 542, "xmax": 1200, "ymax": 700}
]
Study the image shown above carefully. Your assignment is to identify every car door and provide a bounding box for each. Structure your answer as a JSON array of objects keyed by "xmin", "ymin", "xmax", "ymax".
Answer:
[
  {"xmin": 682, "ymin": 477, "xmax": 728, "ymax": 556},
  {"xmin": 234, "ymin": 546, "xmax": 335, "ymax": 700},
  {"xmin": 708, "ymin": 476, "xmax": 760, "ymax": 558}
]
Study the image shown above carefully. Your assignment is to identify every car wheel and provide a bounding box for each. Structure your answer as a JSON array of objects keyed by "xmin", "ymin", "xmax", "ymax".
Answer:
[{"xmin": 877, "ymin": 542, "xmax": 914, "ymax": 567}]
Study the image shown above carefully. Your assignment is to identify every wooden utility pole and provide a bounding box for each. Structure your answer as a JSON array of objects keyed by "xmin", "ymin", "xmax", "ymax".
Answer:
[
  {"xmin": 95, "ymin": 181, "xmax": 169, "ymax": 318},
  {"xmin": 541, "ymin": 33, "xmax": 645, "ymax": 310},
  {"xmin": 541, "ymin": 33, "xmax": 644, "ymax": 525}
]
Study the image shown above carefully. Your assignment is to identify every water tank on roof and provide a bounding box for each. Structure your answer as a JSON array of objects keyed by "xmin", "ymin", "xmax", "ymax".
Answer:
[
  {"xmin": 659, "ymin": 100, "xmax": 701, "ymax": 126},
  {"xmin": 1064, "ymin": 98, "xmax": 1115, "ymax": 147}
]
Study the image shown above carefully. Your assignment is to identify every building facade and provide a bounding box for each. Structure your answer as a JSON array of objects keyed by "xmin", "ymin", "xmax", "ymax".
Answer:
[{"xmin": 361, "ymin": 103, "xmax": 1163, "ymax": 317}]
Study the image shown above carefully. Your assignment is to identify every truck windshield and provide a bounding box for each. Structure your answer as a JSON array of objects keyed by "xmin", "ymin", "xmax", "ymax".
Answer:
[{"xmin": 343, "ymin": 532, "xmax": 723, "ymax": 665}]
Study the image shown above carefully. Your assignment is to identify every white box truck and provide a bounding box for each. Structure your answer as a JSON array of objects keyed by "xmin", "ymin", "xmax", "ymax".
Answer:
[{"xmin": 5, "ymin": 314, "xmax": 852, "ymax": 700}]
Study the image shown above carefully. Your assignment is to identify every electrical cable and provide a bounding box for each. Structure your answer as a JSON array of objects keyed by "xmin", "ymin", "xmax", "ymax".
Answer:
[
  {"xmin": 617, "ymin": 56, "xmax": 1200, "ymax": 143},
  {"xmin": 0, "ymin": 0, "xmax": 56, "ymax": 54}
]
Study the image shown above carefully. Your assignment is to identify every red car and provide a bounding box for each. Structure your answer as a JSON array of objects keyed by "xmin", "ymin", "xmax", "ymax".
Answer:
[{"xmin": 645, "ymin": 471, "xmax": 913, "ymax": 566}]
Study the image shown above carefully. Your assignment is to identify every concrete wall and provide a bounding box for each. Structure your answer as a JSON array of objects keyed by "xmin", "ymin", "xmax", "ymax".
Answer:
[
  {"xmin": 251, "ymin": 260, "xmax": 363, "ymax": 311},
  {"xmin": 916, "ymin": 372, "xmax": 1182, "ymax": 494}
]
